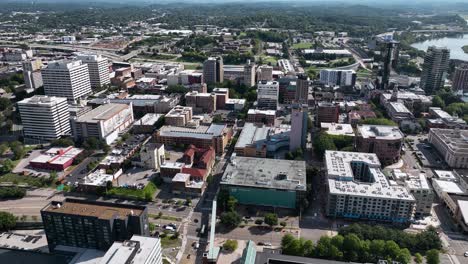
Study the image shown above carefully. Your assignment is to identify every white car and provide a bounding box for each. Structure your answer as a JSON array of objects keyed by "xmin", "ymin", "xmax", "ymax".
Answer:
[
  {"xmin": 164, "ymin": 226, "xmax": 175, "ymax": 232},
  {"xmin": 464, "ymin": 251, "xmax": 468, "ymax": 257}
]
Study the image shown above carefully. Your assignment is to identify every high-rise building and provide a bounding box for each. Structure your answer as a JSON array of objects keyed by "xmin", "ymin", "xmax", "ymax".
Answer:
[
  {"xmin": 243, "ymin": 60, "xmax": 256, "ymax": 87},
  {"xmin": 257, "ymin": 80, "xmax": 279, "ymax": 110},
  {"xmin": 290, "ymin": 105, "xmax": 308, "ymax": 151},
  {"xmin": 77, "ymin": 54, "xmax": 110, "ymax": 89},
  {"xmin": 18, "ymin": 95, "xmax": 70, "ymax": 142},
  {"xmin": 453, "ymin": 64, "xmax": 468, "ymax": 93},
  {"xmin": 420, "ymin": 46, "xmax": 450, "ymax": 94},
  {"xmin": 42, "ymin": 60, "xmax": 92, "ymax": 101},
  {"xmin": 99, "ymin": 235, "xmax": 163, "ymax": 264},
  {"xmin": 41, "ymin": 198, "xmax": 150, "ymax": 251},
  {"xmin": 256, "ymin": 65, "xmax": 273, "ymax": 81},
  {"xmin": 295, "ymin": 74, "xmax": 309, "ymax": 103},
  {"xmin": 203, "ymin": 57, "xmax": 223, "ymax": 84},
  {"xmin": 319, "ymin": 69, "xmax": 356, "ymax": 87},
  {"xmin": 22, "ymin": 59, "xmax": 43, "ymax": 92},
  {"xmin": 381, "ymin": 41, "xmax": 399, "ymax": 89}
]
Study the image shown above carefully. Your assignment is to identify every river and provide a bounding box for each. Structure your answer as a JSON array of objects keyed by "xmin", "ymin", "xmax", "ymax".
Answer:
[{"xmin": 411, "ymin": 34, "xmax": 468, "ymax": 61}]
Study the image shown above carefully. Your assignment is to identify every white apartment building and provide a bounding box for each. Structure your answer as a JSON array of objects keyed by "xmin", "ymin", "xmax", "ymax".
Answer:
[
  {"xmin": 42, "ymin": 60, "xmax": 92, "ymax": 101},
  {"xmin": 22, "ymin": 59, "xmax": 43, "ymax": 92},
  {"xmin": 71, "ymin": 103, "xmax": 134, "ymax": 145},
  {"xmin": 320, "ymin": 69, "xmax": 356, "ymax": 87},
  {"xmin": 256, "ymin": 65, "xmax": 273, "ymax": 81},
  {"xmin": 257, "ymin": 80, "xmax": 279, "ymax": 110},
  {"xmin": 140, "ymin": 143, "xmax": 165, "ymax": 170},
  {"xmin": 404, "ymin": 174, "xmax": 434, "ymax": 217},
  {"xmin": 325, "ymin": 150, "xmax": 415, "ymax": 223},
  {"xmin": 18, "ymin": 95, "xmax": 71, "ymax": 142},
  {"xmin": 77, "ymin": 54, "xmax": 110, "ymax": 89},
  {"xmin": 429, "ymin": 128, "xmax": 468, "ymax": 168},
  {"xmin": 99, "ymin": 235, "xmax": 162, "ymax": 264}
]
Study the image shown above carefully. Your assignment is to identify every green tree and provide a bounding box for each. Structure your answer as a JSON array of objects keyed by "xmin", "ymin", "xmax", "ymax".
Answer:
[
  {"xmin": 0, "ymin": 159, "xmax": 14, "ymax": 174},
  {"xmin": 0, "ymin": 98, "xmax": 12, "ymax": 111},
  {"xmin": 360, "ymin": 118, "xmax": 397, "ymax": 126},
  {"xmin": 223, "ymin": 239, "xmax": 238, "ymax": 252},
  {"xmin": 370, "ymin": 239, "xmax": 386, "ymax": 260},
  {"xmin": 0, "ymin": 211, "xmax": 16, "ymax": 231},
  {"xmin": 226, "ymin": 196, "xmax": 237, "ymax": 212},
  {"xmin": 396, "ymin": 248, "xmax": 412, "ymax": 264},
  {"xmin": 313, "ymin": 133, "xmax": 337, "ymax": 159},
  {"xmin": 426, "ymin": 249, "xmax": 440, "ymax": 264},
  {"xmin": 264, "ymin": 213, "xmax": 278, "ymax": 227},
  {"xmin": 343, "ymin": 234, "xmax": 361, "ymax": 262},
  {"xmin": 303, "ymin": 239, "xmax": 315, "ymax": 257},
  {"xmin": 220, "ymin": 211, "xmax": 241, "ymax": 228},
  {"xmin": 385, "ymin": 240, "xmax": 400, "ymax": 260},
  {"xmin": 281, "ymin": 234, "xmax": 296, "ymax": 250},
  {"xmin": 414, "ymin": 252, "xmax": 423, "ymax": 264}
]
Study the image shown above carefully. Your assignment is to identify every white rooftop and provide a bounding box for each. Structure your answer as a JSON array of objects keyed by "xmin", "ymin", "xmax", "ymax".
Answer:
[
  {"xmin": 98, "ymin": 235, "xmax": 160, "ymax": 264},
  {"xmin": 389, "ymin": 102, "xmax": 412, "ymax": 114},
  {"xmin": 247, "ymin": 109, "xmax": 276, "ymax": 115},
  {"xmin": 434, "ymin": 170, "xmax": 458, "ymax": 182},
  {"xmin": 433, "ymin": 179, "xmax": 465, "ymax": 194},
  {"xmin": 357, "ymin": 125, "xmax": 404, "ymax": 140},
  {"xmin": 321, "ymin": 123, "xmax": 355, "ymax": 136},
  {"xmin": 405, "ymin": 174, "xmax": 430, "ymax": 190}
]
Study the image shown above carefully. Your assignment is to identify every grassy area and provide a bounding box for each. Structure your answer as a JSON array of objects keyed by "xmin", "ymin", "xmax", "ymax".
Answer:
[
  {"xmin": 106, "ymin": 182, "xmax": 157, "ymax": 201},
  {"xmin": 149, "ymin": 213, "xmax": 182, "ymax": 222},
  {"xmin": 160, "ymin": 235, "xmax": 181, "ymax": 248},
  {"xmin": 0, "ymin": 173, "xmax": 56, "ymax": 188},
  {"xmin": 292, "ymin": 42, "xmax": 312, "ymax": 49},
  {"xmin": 259, "ymin": 55, "xmax": 278, "ymax": 65},
  {"xmin": 183, "ymin": 63, "xmax": 202, "ymax": 70},
  {"xmin": 357, "ymin": 68, "xmax": 372, "ymax": 78}
]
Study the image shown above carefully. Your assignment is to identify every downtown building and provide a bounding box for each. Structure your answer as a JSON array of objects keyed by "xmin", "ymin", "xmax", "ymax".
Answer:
[
  {"xmin": 77, "ymin": 54, "xmax": 110, "ymax": 89},
  {"xmin": 289, "ymin": 105, "xmax": 308, "ymax": 151},
  {"xmin": 356, "ymin": 125, "xmax": 404, "ymax": 166},
  {"xmin": 325, "ymin": 150, "xmax": 415, "ymax": 223},
  {"xmin": 257, "ymin": 80, "xmax": 279, "ymax": 110},
  {"xmin": 18, "ymin": 95, "xmax": 71, "ymax": 142},
  {"xmin": 203, "ymin": 56, "xmax": 224, "ymax": 85},
  {"xmin": 453, "ymin": 64, "xmax": 468, "ymax": 93},
  {"xmin": 319, "ymin": 69, "xmax": 356, "ymax": 87},
  {"xmin": 420, "ymin": 46, "xmax": 450, "ymax": 94},
  {"xmin": 429, "ymin": 128, "xmax": 468, "ymax": 168},
  {"xmin": 185, "ymin": 91, "xmax": 216, "ymax": 114},
  {"xmin": 42, "ymin": 60, "xmax": 92, "ymax": 101},
  {"xmin": 22, "ymin": 59, "xmax": 43, "ymax": 92}
]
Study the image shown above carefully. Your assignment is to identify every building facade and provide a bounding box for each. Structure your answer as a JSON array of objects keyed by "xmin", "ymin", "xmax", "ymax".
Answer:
[
  {"xmin": 317, "ymin": 102, "xmax": 339, "ymax": 124},
  {"xmin": 203, "ymin": 57, "xmax": 224, "ymax": 84},
  {"xmin": 22, "ymin": 59, "xmax": 43, "ymax": 92},
  {"xmin": 356, "ymin": 125, "xmax": 404, "ymax": 165},
  {"xmin": 429, "ymin": 128, "xmax": 468, "ymax": 168},
  {"xmin": 77, "ymin": 54, "xmax": 110, "ymax": 89},
  {"xmin": 246, "ymin": 109, "xmax": 276, "ymax": 126},
  {"xmin": 290, "ymin": 105, "xmax": 308, "ymax": 151},
  {"xmin": 99, "ymin": 236, "xmax": 162, "ymax": 264},
  {"xmin": 320, "ymin": 69, "xmax": 356, "ymax": 87},
  {"xmin": 185, "ymin": 91, "xmax": 216, "ymax": 114},
  {"xmin": 257, "ymin": 80, "xmax": 279, "ymax": 110},
  {"xmin": 420, "ymin": 46, "xmax": 450, "ymax": 94},
  {"xmin": 453, "ymin": 64, "xmax": 468, "ymax": 93},
  {"xmin": 165, "ymin": 106, "xmax": 193, "ymax": 127}
]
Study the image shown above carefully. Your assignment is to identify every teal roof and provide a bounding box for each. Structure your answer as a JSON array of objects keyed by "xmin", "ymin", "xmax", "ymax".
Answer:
[
  {"xmin": 240, "ymin": 240, "xmax": 257, "ymax": 264},
  {"xmin": 207, "ymin": 201, "xmax": 219, "ymax": 260}
]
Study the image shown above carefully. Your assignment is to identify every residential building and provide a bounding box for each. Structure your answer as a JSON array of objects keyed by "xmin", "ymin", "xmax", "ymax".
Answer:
[
  {"xmin": 220, "ymin": 156, "xmax": 307, "ymax": 209},
  {"xmin": 246, "ymin": 109, "xmax": 276, "ymax": 126},
  {"xmin": 203, "ymin": 57, "xmax": 223, "ymax": 84},
  {"xmin": 213, "ymin": 88, "xmax": 229, "ymax": 110},
  {"xmin": 154, "ymin": 124, "xmax": 232, "ymax": 154},
  {"xmin": 77, "ymin": 54, "xmax": 110, "ymax": 89},
  {"xmin": 317, "ymin": 102, "xmax": 339, "ymax": 124},
  {"xmin": 30, "ymin": 146, "xmax": 84, "ymax": 171},
  {"xmin": 429, "ymin": 128, "xmax": 468, "ymax": 168},
  {"xmin": 22, "ymin": 59, "xmax": 43, "ymax": 92},
  {"xmin": 18, "ymin": 95, "xmax": 71, "ymax": 142},
  {"xmin": 243, "ymin": 61, "xmax": 256, "ymax": 87},
  {"xmin": 41, "ymin": 199, "xmax": 149, "ymax": 251},
  {"xmin": 99, "ymin": 235, "xmax": 162, "ymax": 264},
  {"xmin": 381, "ymin": 41, "xmax": 400, "ymax": 89},
  {"xmin": 295, "ymin": 74, "xmax": 309, "ymax": 104},
  {"xmin": 42, "ymin": 60, "xmax": 92, "ymax": 101},
  {"xmin": 290, "ymin": 105, "xmax": 308, "ymax": 151},
  {"xmin": 139, "ymin": 143, "xmax": 165, "ymax": 170},
  {"xmin": 420, "ymin": 46, "xmax": 450, "ymax": 94},
  {"xmin": 185, "ymin": 91, "xmax": 216, "ymax": 113},
  {"xmin": 165, "ymin": 106, "xmax": 193, "ymax": 127},
  {"xmin": 256, "ymin": 65, "xmax": 273, "ymax": 81},
  {"xmin": 71, "ymin": 103, "xmax": 134, "ymax": 145},
  {"xmin": 356, "ymin": 125, "xmax": 404, "ymax": 165},
  {"xmin": 405, "ymin": 174, "xmax": 434, "ymax": 217},
  {"xmin": 453, "ymin": 64, "xmax": 468, "ymax": 93},
  {"xmin": 325, "ymin": 151, "xmax": 415, "ymax": 223},
  {"xmin": 257, "ymin": 80, "xmax": 279, "ymax": 110},
  {"xmin": 235, "ymin": 123, "xmax": 290, "ymax": 158},
  {"xmin": 319, "ymin": 69, "xmax": 356, "ymax": 87}
]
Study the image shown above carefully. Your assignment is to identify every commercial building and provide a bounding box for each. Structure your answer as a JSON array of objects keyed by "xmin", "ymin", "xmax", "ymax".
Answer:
[
  {"xmin": 213, "ymin": 88, "xmax": 229, "ymax": 109},
  {"xmin": 221, "ymin": 156, "xmax": 307, "ymax": 209},
  {"xmin": 321, "ymin": 123, "xmax": 355, "ymax": 137},
  {"xmin": 381, "ymin": 41, "xmax": 400, "ymax": 89},
  {"xmin": 99, "ymin": 235, "xmax": 162, "ymax": 264},
  {"xmin": 154, "ymin": 124, "xmax": 232, "ymax": 154},
  {"xmin": 290, "ymin": 105, "xmax": 308, "ymax": 151},
  {"xmin": 71, "ymin": 103, "xmax": 134, "ymax": 145},
  {"xmin": 319, "ymin": 69, "xmax": 356, "ymax": 87},
  {"xmin": 429, "ymin": 128, "xmax": 468, "ymax": 168},
  {"xmin": 235, "ymin": 123, "xmax": 290, "ymax": 158},
  {"xmin": 317, "ymin": 102, "xmax": 339, "ymax": 124},
  {"xmin": 139, "ymin": 143, "xmax": 165, "ymax": 170},
  {"xmin": 356, "ymin": 125, "xmax": 404, "ymax": 165},
  {"xmin": 185, "ymin": 91, "xmax": 216, "ymax": 113},
  {"xmin": 2, "ymin": 48, "xmax": 32, "ymax": 61},
  {"xmin": 256, "ymin": 65, "xmax": 273, "ymax": 81},
  {"xmin": 95, "ymin": 93, "xmax": 179, "ymax": 115},
  {"xmin": 386, "ymin": 102, "xmax": 414, "ymax": 123},
  {"xmin": 42, "ymin": 60, "xmax": 92, "ymax": 101},
  {"xmin": 427, "ymin": 107, "xmax": 467, "ymax": 129},
  {"xmin": 80, "ymin": 169, "xmax": 123, "ymax": 192},
  {"xmin": 325, "ymin": 151, "xmax": 415, "ymax": 223},
  {"xmin": 133, "ymin": 113, "xmax": 163, "ymax": 134},
  {"xmin": 225, "ymin": 98, "xmax": 246, "ymax": 111},
  {"xmin": 41, "ymin": 199, "xmax": 149, "ymax": 251},
  {"xmin": 165, "ymin": 106, "xmax": 193, "ymax": 127},
  {"xmin": 295, "ymin": 74, "xmax": 309, "ymax": 104},
  {"xmin": 22, "ymin": 59, "xmax": 43, "ymax": 92},
  {"xmin": 453, "ymin": 64, "xmax": 468, "ymax": 93},
  {"xmin": 77, "ymin": 54, "xmax": 110, "ymax": 89},
  {"xmin": 18, "ymin": 95, "xmax": 71, "ymax": 142},
  {"xmin": 420, "ymin": 46, "xmax": 450, "ymax": 94},
  {"xmin": 30, "ymin": 146, "xmax": 84, "ymax": 171},
  {"xmin": 246, "ymin": 109, "xmax": 276, "ymax": 126},
  {"xmin": 243, "ymin": 61, "xmax": 256, "ymax": 87},
  {"xmin": 257, "ymin": 80, "xmax": 279, "ymax": 110},
  {"xmin": 203, "ymin": 57, "xmax": 223, "ymax": 84},
  {"xmin": 404, "ymin": 174, "xmax": 434, "ymax": 217},
  {"xmin": 278, "ymin": 59, "xmax": 295, "ymax": 74}
]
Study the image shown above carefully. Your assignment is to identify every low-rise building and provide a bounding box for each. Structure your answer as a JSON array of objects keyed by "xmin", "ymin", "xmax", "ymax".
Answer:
[
  {"xmin": 225, "ymin": 98, "xmax": 246, "ymax": 111},
  {"xmin": 80, "ymin": 169, "xmax": 123, "ymax": 192},
  {"xmin": 321, "ymin": 123, "xmax": 355, "ymax": 137},
  {"xmin": 98, "ymin": 235, "xmax": 162, "ymax": 264},
  {"xmin": 133, "ymin": 113, "xmax": 163, "ymax": 134},
  {"xmin": 30, "ymin": 146, "xmax": 84, "ymax": 171},
  {"xmin": 386, "ymin": 102, "xmax": 414, "ymax": 123},
  {"xmin": 185, "ymin": 91, "xmax": 216, "ymax": 114},
  {"xmin": 246, "ymin": 109, "xmax": 276, "ymax": 126},
  {"xmin": 429, "ymin": 128, "xmax": 468, "ymax": 168},
  {"xmin": 404, "ymin": 173, "xmax": 434, "ymax": 217},
  {"xmin": 427, "ymin": 107, "xmax": 467, "ymax": 129},
  {"xmin": 139, "ymin": 143, "xmax": 165, "ymax": 170},
  {"xmin": 356, "ymin": 125, "xmax": 404, "ymax": 165},
  {"xmin": 165, "ymin": 106, "xmax": 193, "ymax": 127},
  {"xmin": 235, "ymin": 123, "xmax": 290, "ymax": 158}
]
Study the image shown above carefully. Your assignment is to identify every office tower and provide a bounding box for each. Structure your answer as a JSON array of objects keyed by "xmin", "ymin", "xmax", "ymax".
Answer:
[
  {"xmin": 295, "ymin": 74, "xmax": 309, "ymax": 103},
  {"xmin": 319, "ymin": 69, "xmax": 356, "ymax": 87},
  {"xmin": 41, "ymin": 199, "xmax": 150, "ymax": 251},
  {"xmin": 42, "ymin": 60, "xmax": 92, "ymax": 101},
  {"xmin": 381, "ymin": 41, "xmax": 400, "ymax": 89},
  {"xmin": 203, "ymin": 57, "xmax": 224, "ymax": 84},
  {"xmin": 453, "ymin": 64, "xmax": 468, "ymax": 93},
  {"xmin": 256, "ymin": 65, "xmax": 273, "ymax": 81},
  {"xmin": 22, "ymin": 59, "xmax": 43, "ymax": 92},
  {"xmin": 290, "ymin": 105, "xmax": 308, "ymax": 151},
  {"xmin": 77, "ymin": 54, "xmax": 110, "ymax": 89},
  {"xmin": 420, "ymin": 46, "xmax": 450, "ymax": 94},
  {"xmin": 18, "ymin": 95, "xmax": 71, "ymax": 142},
  {"xmin": 257, "ymin": 80, "xmax": 279, "ymax": 110},
  {"xmin": 243, "ymin": 60, "xmax": 256, "ymax": 87},
  {"xmin": 100, "ymin": 236, "xmax": 163, "ymax": 264}
]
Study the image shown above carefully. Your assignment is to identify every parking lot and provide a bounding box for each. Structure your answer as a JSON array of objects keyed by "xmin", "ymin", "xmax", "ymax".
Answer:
[
  {"xmin": 0, "ymin": 230, "xmax": 48, "ymax": 252},
  {"xmin": 12, "ymin": 149, "xmax": 58, "ymax": 178}
]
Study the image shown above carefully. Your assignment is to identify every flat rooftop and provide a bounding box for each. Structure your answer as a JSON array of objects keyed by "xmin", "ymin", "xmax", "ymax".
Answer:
[
  {"xmin": 76, "ymin": 103, "xmax": 129, "ymax": 123},
  {"xmin": 430, "ymin": 128, "xmax": 468, "ymax": 155},
  {"xmin": 405, "ymin": 174, "xmax": 430, "ymax": 190},
  {"xmin": 247, "ymin": 109, "xmax": 276, "ymax": 116},
  {"xmin": 31, "ymin": 147, "xmax": 84, "ymax": 166},
  {"xmin": 321, "ymin": 123, "xmax": 355, "ymax": 136},
  {"xmin": 18, "ymin": 95, "xmax": 67, "ymax": 106},
  {"xmin": 158, "ymin": 124, "xmax": 226, "ymax": 139},
  {"xmin": 433, "ymin": 179, "xmax": 465, "ymax": 195},
  {"xmin": 236, "ymin": 123, "xmax": 270, "ymax": 149},
  {"xmin": 42, "ymin": 199, "xmax": 144, "ymax": 220},
  {"xmin": 434, "ymin": 170, "xmax": 458, "ymax": 182},
  {"xmin": 357, "ymin": 125, "xmax": 403, "ymax": 140},
  {"xmin": 135, "ymin": 113, "xmax": 163, "ymax": 126},
  {"xmin": 388, "ymin": 102, "xmax": 412, "ymax": 114},
  {"xmin": 99, "ymin": 236, "xmax": 160, "ymax": 264},
  {"xmin": 221, "ymin": 156, "xmax": 306, "ymax": 191}
]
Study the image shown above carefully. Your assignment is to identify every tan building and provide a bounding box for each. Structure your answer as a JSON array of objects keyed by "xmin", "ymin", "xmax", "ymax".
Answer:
[
  {"xmin": 185, "ymin": 91, "xmax": 216, "ymax": 114},
  {"xmin": 429, "ymin": 128, "xmax": 468, "ymax": 168},
  {"xmin": 356, "ymin": 125, "xmax": 404, "ymax": 165},
  {"xmin": 246, "ymin": 109, "xmax": 276, "ymax": 126},
  {"xmin": 165, "ymin": 106, "xmax": 193, "ymax": 127},
  {"xmin": 213, "ymin": 88, "xmax": 229, "ymax": 110},
  {"xmin": 317, "ymin": 102, "xmax": 339, "ymax": 124}
]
